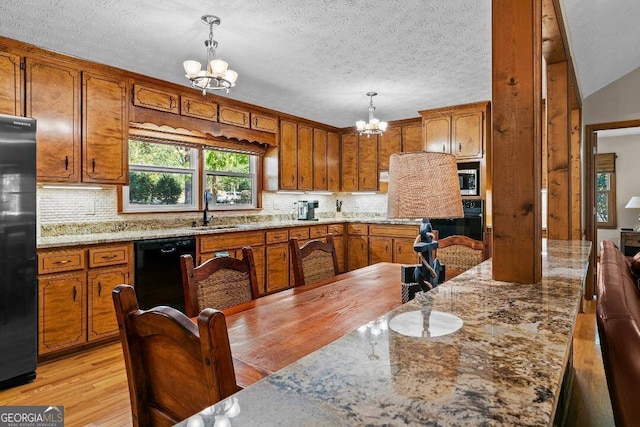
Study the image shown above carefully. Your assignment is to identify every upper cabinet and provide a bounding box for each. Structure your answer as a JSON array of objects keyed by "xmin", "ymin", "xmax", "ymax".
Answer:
[
  {"xmin": 251, "ymin": 113, "xmax": 277, "ymax": 133},
  {"xmin": 420, "ymin": 101, "xmax": 489, "ymax": 161},
  {"xmin": 327, "ymin": 132, "xmax": 340, "ymax": 192},
  {"xmin": 401, "ymin": 123, "xmax": 423, "ymax": 153},
  {"xmin": 180, "ymin": 95, "xmax": 218, "ymax": 121},
  {"xmin": 219, "ymin": 105, "xmax": 250, "ymax": 128},
  {"xmin": 341, "ymin": 132, "xmax": 378, "ymax": 192},
  {"xmin": 313, "ymin": 128, "xmax": 328, "ymax": 191},
  {"xmin": 132, "ymin": 84, "xmax": 179, "ymax": 114},
  {"xmin": 26, "ymin": 58, "xmax": 81, "ymax": 183},
  {"xmin": 297, "ymin": 124, "xmax": 314, "ymax": 190},
  {"xmin": 0, "ymin": 51, "xmax": 23, "ymax": 116},
  {"xmin": 377, "ymin": 119, "xmax": 422, "ymax": 171},
  {"xmin": 82, "ymin": 72, "xmax": 129, "ymax": 184},
  {"xmin": 279, "ymin": 120, "xmax": 298, "ymax": 190},
  {"xmin": 341, "ymin": 133, "xmax": 358, "ymax": 192}
]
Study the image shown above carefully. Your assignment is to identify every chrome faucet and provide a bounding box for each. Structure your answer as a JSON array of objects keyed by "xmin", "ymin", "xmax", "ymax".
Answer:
[{"xmin": 203, "ymin": 190, "xmax": 212, "ymax": 226}]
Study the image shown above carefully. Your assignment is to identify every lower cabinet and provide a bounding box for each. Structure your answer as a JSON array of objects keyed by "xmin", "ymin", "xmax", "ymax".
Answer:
[
  {"xmin": 266, "ymin": 243, "xmax": 289, "ymax": 293},
  {"xmin": 37, "ymin": 243, "xmax": 133, "ymax": 357}
]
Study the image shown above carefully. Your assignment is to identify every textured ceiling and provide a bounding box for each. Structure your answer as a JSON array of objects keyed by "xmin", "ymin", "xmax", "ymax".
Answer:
[{"xmin": 0, "ymin": 1, "xmax": 637, "ymax": 127}]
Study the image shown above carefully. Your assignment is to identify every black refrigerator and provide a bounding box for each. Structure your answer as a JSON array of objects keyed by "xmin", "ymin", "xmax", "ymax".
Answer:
[{"xmin": 0, "ymin": 113, "xmax": 37, "ymax": 388}]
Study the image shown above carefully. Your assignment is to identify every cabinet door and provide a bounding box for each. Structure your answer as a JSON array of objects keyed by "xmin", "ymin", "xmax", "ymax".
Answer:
[
  {"xmin": 252, "ymin": 246, "xmax": 266, "ymax": 296},
  {"xmin": 279, "ymin": 120, "xmax": 298, "ymax": 190},
  {"xmin": 219, "ymin": 105, "xmax": 249, "ymax": 128},
  {"xmin": 452, "ymin": 111, "xmax": 483, "ymax": 159},
  {"xmin": 369, "ymin": 236, "xmax": 392, "ymax": 264},
  {"xmin": 82, "ymin": 72, "xmax": 128, "ymax": 184},
  {"xmin": 424, "ymin": 115, "xmax": 451, "ymax": 154},
  {"xmin": 401, "ymin": 124, "xmax": 424, "ymax": 153},
  {"xmin": 394, "ymin": 238, "xmax": 419, "ymax": 264},
  {"xmin": 266, "ymin": 243, "xmax": 289, "ymax": 293},
  {"xmin": 38, "ymin": 272, "xmax": 86, "ymax": 355},
  {"xmin": 26, "ymin": 58, "xmax": 81, "ymax": 183},
  {"xmin": 0, "ymin": 51, "xmax": 22, "ymax": 116},
  {"xmin": 313, "ymin": 128, "xmax": 328, "ymax": 190},
  {"xmin": 87, "ymin": 266, "xmax": 129, "ymax": 341},
  {"xmin": 327, "ymin": 132, "xmax": 341, "ymax": 192},
  {"xmin": 341, "ymin": 133, "xmax": 358, "ymax": 192},
  {"xmin": 347, "ymin": 235, "xmax": 369, "ymax": 271},
  {"xmin": 180, "ymin": 96, "xmax": 218, "ymax": 121},
  {"xmin": 251, "ymin": 113, "xmax": 277, "ymax": 133},
  {"xmin": 297, "ymin": 124, "xmax": 313, "ymax": 190},
  {"xmin": 333, "ymin": 234, "xmax": 346, "ymax": 273},
  {"xmin": 132, "ymin": 84, "xmax": 179, "ymax": 114},
  {"xmin": 358, "ymin": 134, "xmax": 378, "ymax": 191},
  {"xmin": 378, "ymin": 127, "xmax": 401, "ymax": 171}
]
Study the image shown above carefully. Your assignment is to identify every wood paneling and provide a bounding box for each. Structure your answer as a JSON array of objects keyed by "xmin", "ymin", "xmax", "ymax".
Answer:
[
  {"xmin": 327, "ymin": 132, "xmax": 341, "ymax": 192},
  {"xmin": 491, "ymin": 0, "xmax": 542, "ymax": 283},
  {"xmin": 313, "ymin": 128, "xmax": 328, "ymax": 190},
  {"xmin": 571, "ymin": 108, "xmax": 582, "ymax": 240},
  {"xmin": 0, "ymin": 51, "xmax": 22, "ymax": 116},
  {"xmin": 547, "ymin": 61, "xmax": 571, "ymax": 240},
  {"xmin": 297, "ymin": 124, "xmax": 313, "ymax": 190}
]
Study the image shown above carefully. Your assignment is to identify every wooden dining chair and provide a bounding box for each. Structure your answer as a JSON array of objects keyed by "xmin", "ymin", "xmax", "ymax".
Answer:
[
  {"xmin": 290, "ymin": 234, "xmax": 339, "ymax": 287},
  {"xmin": 112, "ymin": 284, "xmax": 238, "ymax": 427},
  {"xmin": 180, "ymin": 248, "xmax": 259, "ymax": 317},
  {"xmin": 435, "ymin": 231, "xmax": 492, "ymax": 281}
]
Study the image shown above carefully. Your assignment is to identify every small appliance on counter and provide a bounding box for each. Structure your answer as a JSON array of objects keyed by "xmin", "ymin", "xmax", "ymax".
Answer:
[{"xmin": 298, "ymin": 200, "xmax": 319, "ymax": 221}]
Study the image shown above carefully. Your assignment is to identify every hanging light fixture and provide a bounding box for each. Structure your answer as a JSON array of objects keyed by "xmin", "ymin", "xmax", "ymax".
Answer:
[
  {"xmin": 356, "ymin": 92, "xmax": 388, "ymax": 136},
  {"xmin": 183, "ymin": 15, "xmax": 238, "ymax": 95}
]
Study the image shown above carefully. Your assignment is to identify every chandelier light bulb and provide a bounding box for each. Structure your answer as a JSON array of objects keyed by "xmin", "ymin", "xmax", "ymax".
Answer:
[
  {"xmin": 210, "ymin": 59, "xmax": 228, "ymax": 77},
  {"xmin": 183, "ymin": 60, "xmax": 202, "ymax": 77}
]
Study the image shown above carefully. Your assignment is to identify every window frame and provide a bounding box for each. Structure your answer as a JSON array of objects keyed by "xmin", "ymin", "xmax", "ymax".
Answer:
[
  {"xmin": 596, "ymin": 153, "xmax": 617, "ymax": 229},
  {"xmin": 203, "ymin": 149, "xmax": 259, "ymax": 210}
]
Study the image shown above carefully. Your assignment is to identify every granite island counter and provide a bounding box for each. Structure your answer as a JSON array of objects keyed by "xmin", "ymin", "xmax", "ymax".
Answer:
[{"xmin": 177, "ymin": 239, "xmax": 591, "ymax": 427}]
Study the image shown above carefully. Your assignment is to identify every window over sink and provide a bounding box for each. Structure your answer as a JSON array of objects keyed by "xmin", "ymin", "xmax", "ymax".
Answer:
[{"xmin": 204, "ymin": 149, "xmax": 257, "ymax": 209}]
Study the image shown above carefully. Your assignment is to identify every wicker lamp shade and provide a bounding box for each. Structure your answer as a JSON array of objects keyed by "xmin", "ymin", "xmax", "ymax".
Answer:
[{"xmin": 387, "ymin": 152, "xmax": 463, "ymax": 219}]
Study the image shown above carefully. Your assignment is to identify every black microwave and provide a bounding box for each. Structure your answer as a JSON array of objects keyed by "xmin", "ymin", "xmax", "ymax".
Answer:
[{"xmin": 458, "ymin": 169, "xmax": 478, "ymax": 196}]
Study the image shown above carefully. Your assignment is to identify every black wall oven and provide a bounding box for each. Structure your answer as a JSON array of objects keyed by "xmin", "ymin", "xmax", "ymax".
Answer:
[{"xmin": 431, "ymin": 200, "xmax": 484, "ymax": 241}]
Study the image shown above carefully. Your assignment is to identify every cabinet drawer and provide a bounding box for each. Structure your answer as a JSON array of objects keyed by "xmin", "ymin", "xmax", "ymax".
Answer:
[
  {"xmin": 132, "ymin": 84, "xmax": 179, "ymax": 114},
  {"xmin": 180, "ymin": 96, "xmax": 218, "ymax": 121},
  {"xmin": 289, "ymin": 227, "xmax": 310, "ymax": 240},
  {"xmin": 88, "ymin": 244, "xmax": 130, "ymax": 268},
  {"xmin": 39, "ymin": 249, "xmax": 85, "ymax": 274},
  {"xmin": 369, "ymin": 224, "xmax": 419, "ymax": 238},
  {"xmin": 266, "ymin": 229, "xmax": 289, "ymax": 244},
  {"xmin": 309, "ymin": 225, "xmax": 328, "ymax": 239},
  {"xmin": 251, "ymin": 113, "xmax": 278, "ymax": 133},
  {"xmin": 219, "ymin": 105, "xmax": 250, "ymax": 128},
  {"xmin": 328, "ymin": 224, "xmax": 344, "ymax": 235},
  {"xmin": 347, "ymin": 224, "xmax": 369, "ymax": 235},
  {"xmin": 200, "ymin": 231, "xmax": 265, "ymax": 253}
]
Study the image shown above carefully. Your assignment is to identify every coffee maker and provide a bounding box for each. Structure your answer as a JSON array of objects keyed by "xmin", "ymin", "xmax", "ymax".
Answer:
[{"xmin": 297, "ymin": 200, "xmax": 319, "ymax": 221}]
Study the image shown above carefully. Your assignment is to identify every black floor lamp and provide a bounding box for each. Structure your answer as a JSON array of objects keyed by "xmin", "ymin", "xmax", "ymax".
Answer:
[{"xmin": 387, "ymin": 151, "xmax": 463, "ymax": 291}]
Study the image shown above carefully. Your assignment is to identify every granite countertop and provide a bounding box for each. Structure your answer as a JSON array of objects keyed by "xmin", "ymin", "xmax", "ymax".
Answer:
[
  {"xmin": 37, "ymin": 217, "xmax": 422, "ymax": 249},
  {"xmin": 178, "ymin": 239, "xmax": 591, "ymax": 427}
]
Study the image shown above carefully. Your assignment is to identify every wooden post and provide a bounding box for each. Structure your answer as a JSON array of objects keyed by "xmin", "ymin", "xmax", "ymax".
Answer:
[
  {"xmin": 547, "ymin": 61, "xmax": 572, "ymax": 239},
  {"xmin": 491, "ymin": 0, "xmax": 543, "ymax": 283},
  {"xmin": 570, "ymin": 108, "xmax": 581, "ymax": 240}
]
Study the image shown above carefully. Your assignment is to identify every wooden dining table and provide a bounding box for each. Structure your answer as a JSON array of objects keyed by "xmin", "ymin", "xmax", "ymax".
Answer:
[{"xmin": 217, "ymin": 262, "xmax": 404, "ymax": 388}]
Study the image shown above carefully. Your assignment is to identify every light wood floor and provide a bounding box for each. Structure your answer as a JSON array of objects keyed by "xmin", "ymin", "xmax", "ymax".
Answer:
[{"xmin": 0, "ymin": 301, "xmax": 615, "ymax": 427}]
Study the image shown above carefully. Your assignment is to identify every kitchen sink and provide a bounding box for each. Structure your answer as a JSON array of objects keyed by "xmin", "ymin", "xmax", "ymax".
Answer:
[{"xmin": 188, "ymin": 224, "xmax": 252, "ymax": 231}]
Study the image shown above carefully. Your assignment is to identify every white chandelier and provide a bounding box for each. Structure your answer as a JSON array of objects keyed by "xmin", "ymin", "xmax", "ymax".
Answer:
[
  {"xmin": 356, "ymin": 92, "xmax": 388, "ymax": 136},
  {"xmin": 183, "ymin": 15, "xmax": 238, "ymax": 95}
]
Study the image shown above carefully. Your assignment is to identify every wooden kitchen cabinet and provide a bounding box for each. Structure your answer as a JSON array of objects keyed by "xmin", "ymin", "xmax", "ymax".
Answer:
[
  {"xmin": 327, "ymin": 132, "xmax": 341, "ymax": 192},
  {"xmin": 347, "ymin": 224, "xmax": 369, "ymax": 271},
  {"xmin": 26, "ymin": 58, "xmax": 81, "ymax": 183},
  {"xmin": 424, "ymin": 115, "xmax": 451, "ymax": 154},
  {"xmin": 358, "ymin": 134, "xmax": 378, "ymax": 191},
  {"xmin": 452, "ymin": 110, "xmax": 483, "ymax": 159},
  {"xmin": 38, "ymin": 271, "xmax": 87, "ymax": 355},
  {"xmin": 219, "ymin": 105, "xmax": 250, "ymax": 128},
  {"xmin": 180, "ymin": 95, "xmax": 218, "ymax": 121},
  {"xmin": 87, "ymin": 266, "xmax": 129, "ymax": 341},
  {"xmin": 394, "ymin": 238, "xmax": 419, "ymax": 264},
  {"xmin": 266, "ymin": 243, "xmax": 289, "ymax": 293},
  {"xmin": 279, "ymin": 120, "xmax": 298, "ymax": 190},
  {"xmin": 313, "ymin": 128, "xmax": 328, "ymax": 190},
  {"xmin": 401, "ymin": 123, "xmax": 423, "ymax": 153},
  {"xmin": 82, "ymin": 71, "xmax": 128, "ymax": 184},
  {"xmin": 251, "ymin": 113, "xmax": 277, "ymax": 133},
  {"xmin": 297, "ymin": 124, "xmax": 314, "ymax": 190},
  {"xmin": 369, "ymin": 236, "xmax": 393, "ymax": 264},
  {"xmin": 341, "ymin": 133, "xmax": 358, "ymax": 192},
  {"xmin": 0, "ymin": 51, "xmax": 23, "ymax": 116},
  {"xmin": 378, "ymin": 127, "xmax": 401, "ymax": 171},
  {"xmin": 132, "ymin": 84, "xmax": 179, "ymax": 114}
]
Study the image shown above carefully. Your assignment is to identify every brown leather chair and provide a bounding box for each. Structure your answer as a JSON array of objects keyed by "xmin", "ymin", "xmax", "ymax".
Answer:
[
  {"xmin": 434, "ymin": 231, "xmax": 491, "ymax": 281},
  {"xmin": 180, "ymin": 248, "xmax": 259, "ymax": 317},
  {"xmin": 112, "ymin": 284, "xmax": 238, "ymax": 427},
  {"xmin": 290, "ymin": 234, "xmax": 339, "ymax": 287}
]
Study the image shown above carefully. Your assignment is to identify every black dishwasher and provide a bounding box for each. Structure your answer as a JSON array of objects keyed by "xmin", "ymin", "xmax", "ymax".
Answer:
[{"xmin": 134, "ymin": 236, "xmax": 195, "ymax": 312}]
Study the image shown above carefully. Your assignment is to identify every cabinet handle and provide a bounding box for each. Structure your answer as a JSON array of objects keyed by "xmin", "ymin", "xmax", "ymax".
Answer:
[
  {"xmin": 101, "ymin": 254, "xmax": 118, "ymax": 260},
  {"xmin": 169, "ymin": 96, "xmax": 175, "ymax": 109},
  {"xmin": 186, "ymin": 100, "xmax": 191, "ymax": 112},
  {"xmin": 52, "ymin": 260, "xmax": 70, "ymax": 265},
  {"xmin": 64, "ymin": 156, "xmax": 69, "ymax": 171},
  {"xmin": 92, "ymin": 158, "xmax": 96, "ymax": 173},
  {"xmin": 243, "ymin": 115, "xmax": 247, "ymax": 125},
  {"xmin": 98, "ymin": 282, "xmax": 102, "ymax": 297},
  {"xmin": 282, "ymin": 252, "xmax": 286, "ymax": 260},
  {"xmin": 442, "ymin": 144, "xmax": 446, "ymax": 152},
  {"xmin": 72, "ymin": 286, "xmax": 77, "ymax": 302},
  {"xmin": 398, "ymin": 246, "xmax": 402, "ymax": 254},
  {"xmin": 253, "ymin": 117, "xmax": 257, "ymax": 127},
  {"xmin": 291, "ymin": 174, "xmax": 295, "ymax": 184}
]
